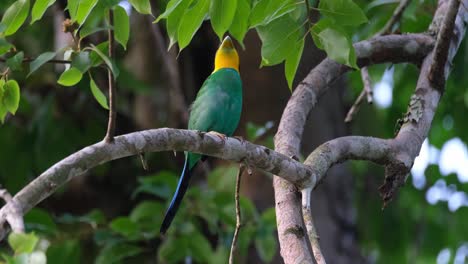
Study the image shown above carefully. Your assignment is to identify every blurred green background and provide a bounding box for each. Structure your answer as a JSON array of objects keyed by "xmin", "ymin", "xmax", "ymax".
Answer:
[{"xmin": 0, "ymin": 0, "xmax": 467, "ymax": 263}]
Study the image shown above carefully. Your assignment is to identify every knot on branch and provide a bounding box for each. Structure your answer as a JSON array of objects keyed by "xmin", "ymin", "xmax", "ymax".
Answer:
[{"xmin": 379, "ymin": 161, "xmax": 411, "ymax": 207}]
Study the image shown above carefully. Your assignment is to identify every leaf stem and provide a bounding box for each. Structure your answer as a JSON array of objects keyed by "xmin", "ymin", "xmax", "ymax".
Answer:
[{"xmin": 104, "ymin": 9, "xmax": 117, "ymax": 143}]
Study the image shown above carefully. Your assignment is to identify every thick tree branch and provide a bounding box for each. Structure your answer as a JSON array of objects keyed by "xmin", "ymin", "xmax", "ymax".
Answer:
[
  {"xmin": 301, "ymin": 188, "xmax": 325, "ymax": 264},
  {"xmin": 0, "ymin": 128, "xmax": 313, "ymax": 235},
  {"xmin": 274, "ymin": 0, "xmax": 467, "ymax": 262},
  {"xmin": 0, "ymin": 187, "xmax": 24, "ymax": 236},
  {"xmin": 380, "ymin": 0, "xmax": 466, "ymax": 203},
  {"xmin": 273, "ymin": 33, "xmax": 433, "ymax": 263}
]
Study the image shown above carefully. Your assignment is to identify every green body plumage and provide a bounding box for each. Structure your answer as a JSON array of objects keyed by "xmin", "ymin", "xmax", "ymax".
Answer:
[
  {"xmin": 160, "ymin": 67, "xmax": 242, "ymax": 233},
  {"xmin": 187, "ymin": 68, "xmax": 243, "ymax": 168}
]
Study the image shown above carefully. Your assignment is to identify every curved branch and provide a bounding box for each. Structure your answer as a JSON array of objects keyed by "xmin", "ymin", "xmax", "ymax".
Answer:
[
  {"xmin": 0, "ymin": 187, "xmax": 24, "ymax": 238},
  {"xmin": 380, "ymin": 0, "xmax": 467, "ymax": 203},
  {"xmin": 0, "ymin": 128, "xmax": 312, "ymax": 234},
  {"xmin": 273, "ymin": 33, "xmax": 434, "ymax": 264},
  {"xmin": 274, "ymin": 1, "xmax": 467, "ymax": 262}
]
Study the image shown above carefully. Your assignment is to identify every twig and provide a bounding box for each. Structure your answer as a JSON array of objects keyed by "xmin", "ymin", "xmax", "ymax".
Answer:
[
  {"xmin": 344, "ymin": 68, "xmax": 372, "ymax": 123},
  {"xmin": 0, "ymin": 187, "xmax": 24, "ymax": 237},
  {"xmin": 304, "ymin": 0, "xmax": 314, "ymax": 26},
  {"xmin": 346, "ymin": 0, "xmax": 412, "ymax": 123},
  {"xmin": 377, "ymin": 0, "xmax": 412, "ymax": 36},
  {"xmin": 229, "ymin": 164, "xmax": 246, "ymax": 264},
  {"xmin": 139, "ymin": 153, "xmax": 148, "ymax": 170},
  {"xmin": 104, "ymin": 9, "xmax": 117, "ymax": 143},
  {"xmin": 301, "ymin": 188, "xmax": 326, "ymax": 264},
  {"xmin": 0, "ymin": 57, "xmax": 71, "ymax": 64}
]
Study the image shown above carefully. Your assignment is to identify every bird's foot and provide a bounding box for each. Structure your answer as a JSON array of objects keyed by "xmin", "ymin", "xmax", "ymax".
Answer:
[
  {"xmin": 208, "ymin": 131, "xmax": 227, "ymax": 144},
  {"xmin": 233, "ymin": 136, "xmax": 245, "ymax": 144},
  {"xmin": 196, "ymin": 130, "xmax": 206, "ymax": 139}
]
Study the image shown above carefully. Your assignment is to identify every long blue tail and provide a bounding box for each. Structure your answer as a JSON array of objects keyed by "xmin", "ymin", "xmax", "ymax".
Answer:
[{"xmin": 160, "ymin": 155, "xmax": 193, "ymax": 234}]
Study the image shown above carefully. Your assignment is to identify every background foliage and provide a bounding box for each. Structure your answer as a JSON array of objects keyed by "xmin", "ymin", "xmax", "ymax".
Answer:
[{"xmin": 0, "ymin": 0, "xmax": 466, "ymax": 263}]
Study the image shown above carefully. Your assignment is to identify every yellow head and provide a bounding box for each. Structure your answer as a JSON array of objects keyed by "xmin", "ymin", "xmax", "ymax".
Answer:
[{"xmin": 214, "ymin": 36, "xmax": 239, "ymax": 73}]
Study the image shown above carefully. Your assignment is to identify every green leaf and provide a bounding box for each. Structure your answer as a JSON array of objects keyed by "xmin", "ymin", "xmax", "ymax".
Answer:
[
  {"xmin": 74, "ymin": 0, "xmax": 99, "ymax": 24},
  {"xmin": 177, "ymin": 0, "xmax": 210, "ymax": 50},
  {"xmin": 155, "ymin": 0, "xmax": 184, "ymax": 22},
  {"xmin": 210, "ymin": 0, "xmax": 237, "ymax": 40},
  {"xmin": 129, "ymin": 201, "xmax": 164, "ymax": 223},
  {"xmin": 96, "ymin": 242, "xmax": 143, "ymax": 264},
  {"xmin": 165, "ymin": 0, "xmax": 192, "ymax": 49},
  {"xmin": 128, "ymin": 0, "xmax": 152, "ymax": 15},
  {"xmin": 249, "ymin": 0, "xmax": 297, "ymax": 27},
  {"xmin": 24, "ymin": 208, "xmax": 57, "ymax": 235},
  {"xmin": 31, "ymin": 0, "xmax": 56, "ymax": 24},
  {"xmin": 0, "ymin": 38, "xmax": 13, "ymax": 55},
  {"xmin": 113, "ymin": 5, "xmax": 129, "ymax": 49},
  {"xmin": 79, "ymin": 26, "xmax": 110, "ymax": 39},
  {"xmin": 109, "ymin": 217, "xmax": 139, "ymax": 238},
  {"xmin": 132, "ymin": 171, "xmax": 177, "ymax": 199},
  {"xmin": 255, "ymin": 208, "xmax": 277, "ymax": 262},
  {"xmin": 311, "ymin": 19, "xmax": 357, "ymax": 68},
  {"xmin": 67, "ymin": 0, "xmax": 79, "ymax": 20},
  {"xmin": 158, "ymin": 236, "xmax": 189, "ymax": 263},
  {"xmin": 28, "ymin": 51, "xmax": 56, "ymax": 77},
  {"xmin": 71, "ymin": 51, "xmax": 92, "ymax": 73},
  {"xmin": 129, "ymin": 201, "xmax": 164, "ymax": 238},
  {"xmin": 188, "ymin": 231, "xmax": 213, "ymax": 262},
  {"xmin": 88, "ymin": 44, "xmax": 119, "ymax": 78},
  {"xmin": 285, "ymin": 38, "xmax": 304, "ymax": 90},
  {"xmin": 1, "ymin": 0, "xmax": 30, "ymax": 36},
  {"xmin": 3, "ymin": 80, "xmax": 20, "ymax": 114},
  {"xmin": 257, "ymin": 15, "xmax": 304, "ymax": 66},
  {"xmin": 255, "ymin": 231, "xmax": 277, "ymax": 262},
  {"xmin": 318, "ymin": 0, "xmax": 368, "ymax": 26},
  {"xmin": 89, "ymin": 76, "xmax": 109, "ymax": 109},
  {"xmin": 8, "ymin": 232, "xmax": 39, "ymax": 254},
  {"xmin": 6, "ymin": 51, "xmax": 24, "ymax": 71},
  {"xmin": 57, "ymin": 67, "xmax": 83, "ymax": 86},
  {"xmin": 228, "ymin": 0, "xmax": 250, "ymax": 47},
  {"xmin": 89, "ymin": 42, "xmax": 108, "ymax": 66},
  {"xmin": 46, "ymin": 240, "xmax": 81, "ymax": 264}
]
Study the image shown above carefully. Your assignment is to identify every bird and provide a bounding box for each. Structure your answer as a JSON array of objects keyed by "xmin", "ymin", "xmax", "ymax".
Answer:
[{"xmin": 160, "ymin": 36, "xmax": 242, "ymax": 234}]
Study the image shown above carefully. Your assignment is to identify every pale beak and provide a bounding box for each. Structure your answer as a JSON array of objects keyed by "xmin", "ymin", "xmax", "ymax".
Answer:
[{"xmin": 220, "ymin": 36, "xmax": 234, "ymax": 49}]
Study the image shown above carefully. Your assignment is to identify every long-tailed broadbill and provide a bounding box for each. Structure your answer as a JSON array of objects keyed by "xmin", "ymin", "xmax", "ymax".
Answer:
[{"xmin": 160, "ymin": 36, "xmax": 242, "ymax": 234}]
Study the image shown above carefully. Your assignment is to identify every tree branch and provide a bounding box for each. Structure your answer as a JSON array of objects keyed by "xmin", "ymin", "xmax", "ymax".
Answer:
[
  {"xmin": 0, "ymin": 128, "xmax": 314, "ymax": 235},
  {"xmin": 229, "ymin": 164, "xmax": 245, "ymax": 264},
  {"xmin": 0, "ymin": 187, "xmax": 24, "ymax": 237},
  {"xmin": 380, "ymin": 0, "xmax": 466, "ymax": 203},
  {"xmin": 347, "ymin": 0, "xmax": 412, "ymax": 122},
  {"xmin": 344, "ymin": 67, "xmax": 372, "ymax": 123},
  {"xmin": 378, "ymin": 0, "xmax": 412, "ymax": 36},
  {"xmin": 274, "ymin": 0, "xmax": 467, "ymax": 262},
  {"xmin": 104, "ymin": 9, "xmax": 117, "ymax": 143},
  {"xmin": 0, "ymin": 57, "xmax": 71, "ymax": 64},
  {"xmin": 301, "ymin": 188, "xmax": 325, "ymax": 264},
  {"xmin": 273, "ymin": 33, "xmax": 433, "ymax": 263}
]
